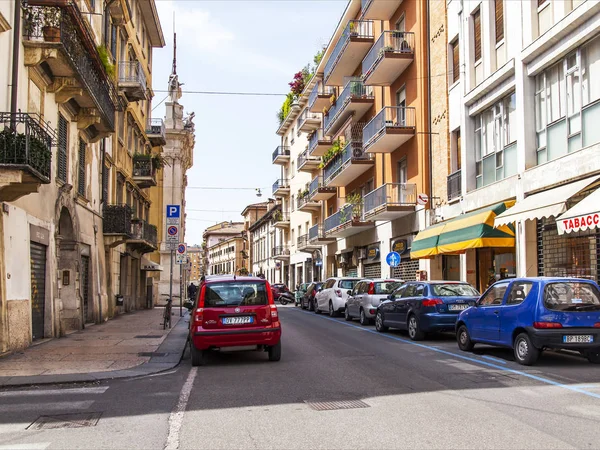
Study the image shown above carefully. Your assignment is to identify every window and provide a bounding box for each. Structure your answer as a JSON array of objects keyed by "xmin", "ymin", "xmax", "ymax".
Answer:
[
  {"xmin": 57, "ymin": 114, "xmax": 68, "ymax": 182},
  {"xmin": 582, "ymin": 36, "xmax": 600, "ymax": 106},
  {"xmin": 78, "ymin": 138, "xmax": 86, "ymax": 196},
  {"xmin": 203, "ymin": 282, "xmax": 268, "ymax": 307},
  {"xmin": 473, "ymin": 9, "xmax": 482, "ymax": 62},
  {"xmin": 431, "ymin": 284, "xmax": 479, "ymax": 296},
  {"xmin": 479, "ymin": 282, "xmax": 509, "ymax": 306},
  {"xmin": 494, "ymin": 0, "xmax": 504, "ymax": 44},
  {"xmin": 506, "ymin": 282, "xmax": 533, "ymax": 305},
  {"xmin": 537, "ymin": 0, "xmax": 553, "ymax": 36},
  {"xmin": 402, "ymin": 284, "xmax": 417, "ymax": 298},
  {"xmin": 543, "ymin": 282, "xmax": 600, "ymax": 311},
  {"xmin": 397, "ymin": 158, "xmax": 407, "ymax": 184},
  {"xmin": 415, "ymin": 284, "xmax": 425, "ymax": 297},
  {"xmin": 451, "ymin": 129, "xmax": 461, "ymax": 172},
  {"xmin": 450, "ymin": 39, "xmax": 460, "ymax": 84}
]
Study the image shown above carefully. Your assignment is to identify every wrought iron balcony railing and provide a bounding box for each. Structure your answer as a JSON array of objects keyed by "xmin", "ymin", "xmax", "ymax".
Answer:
[
  {"xmin": 363, "ymin": 106, "xmax": 416, "ymax": 149},
  {"xmin": 297, "ymin": 149, "xmax": 319, "ymax": 169},
  {"xmin": 308, "ymin": 81, "xmax": 337, "ymax": 111},
  {"xmin": 272, "ymin": 145, "xmax": 290, "ymax": 163},
  {"xmin": 362, "ymin": 31, "xmax": 415, "ymax": 78},
  {"xmin": 103, "ymin": 204, "xmax": 133, "ymax": 236},
  {"xmin": 324, "ymin": 79, "xmax": 373, "ymax": 133},
  {"xmin": 22, "ymin": 3, "xmax": 119, "ymax": 130},
  {"xmin": 0, "ymin": 112, "xmax": 54, "ymax": 183},
  {"xmin": 447, "ymin": 169, "xmax": 462, "ymax": 201},
  {"xmin": 132, "ymin": 155, "xmax": 154, "ymax": 177},
  {"xmin": 363, "ymin": 183, "xmax": 417, "ymax": 215},
  {"xmin": 147, "ymin": 118, "xmax": 165, "ymax": 136},
  {"xmin": 272, "ymin": 178, "xmax": 289, "ymax": 194},
  {"xmin": 324, "ymin": 20, "xmax": 374, "ymax": 83},
  {"xmin": 271, "ymin": 211, "xmax": 290, "ymax": 223},
  {"xmin": 131, "ymin": 218, "xmax": 158, "ymax": 246},
  {"xmin": 119, "ymin": 61, "xmax": 146, "ymax": 88},
  {"xmin": 323, "ymin": 135, "xmax": 370, "ymax": 185},
  {"xmin": 297, "ymin": 234, "xmax": 309, "ymax": 248},
  {"xmin": 272, "ymin": 246, "xmax": 290, "ymax": 257},
  {"xmin": 308, "ymin": 128, "xmax": 331, "ymax": 155},
  {"xmin": 324, "ymin": 204, "xmax": 355, "ymax": 233}
]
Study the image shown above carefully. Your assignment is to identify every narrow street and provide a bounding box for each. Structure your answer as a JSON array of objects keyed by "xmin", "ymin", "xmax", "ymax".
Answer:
[{"xmin": 1, "ymin": 306, "xmax": 599, "ymax": 450}]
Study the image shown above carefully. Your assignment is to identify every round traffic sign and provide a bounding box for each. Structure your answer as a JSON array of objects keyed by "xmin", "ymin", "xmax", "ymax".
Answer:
[
  {"xmin": 167, "ymin": 226, "xmax": 178, "ymax": 236},
  {"xmin": 417, "ymin": 193, "xmax": 429, "ymax": 205},
  {"xmin": 177, "ymin": 244, "xmax": 186, "ymax": 254},
  {"xmin": 386, "ymin": 251, "xmax": 401, "ymax": 267}
]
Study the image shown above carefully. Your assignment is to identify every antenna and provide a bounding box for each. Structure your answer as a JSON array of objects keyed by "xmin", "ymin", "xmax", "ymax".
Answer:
[{"xmin": 172, "ymin": 12, "xmax": 177, "ymax": 75}]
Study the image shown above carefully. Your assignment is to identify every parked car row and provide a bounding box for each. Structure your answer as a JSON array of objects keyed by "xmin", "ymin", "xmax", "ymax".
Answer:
[{"xmin": 301, "ymin": 276, "xmax": 600, "ymax": 366}]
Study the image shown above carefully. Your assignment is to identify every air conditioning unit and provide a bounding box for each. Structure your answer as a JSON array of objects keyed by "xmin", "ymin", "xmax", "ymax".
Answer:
[{"xmin": 357, "ymin": 247, "xmax": 367, "ymax": 260}]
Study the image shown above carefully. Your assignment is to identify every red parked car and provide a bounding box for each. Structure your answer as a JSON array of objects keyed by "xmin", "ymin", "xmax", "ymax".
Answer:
[{"xmin": 189, "ymin": 275, "xmax": 282, "ymax": 366}]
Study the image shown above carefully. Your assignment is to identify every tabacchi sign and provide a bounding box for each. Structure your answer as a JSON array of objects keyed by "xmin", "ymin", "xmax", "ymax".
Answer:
[{"xmin": 558, "ymin": 213, "xmax": 600, "ymax": 235}]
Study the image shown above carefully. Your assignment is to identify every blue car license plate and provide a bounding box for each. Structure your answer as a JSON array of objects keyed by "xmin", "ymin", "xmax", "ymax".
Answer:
[
  {"xmin": 223, "ymin": 316, "xmax": 253, "ymax": 325},
  {"xmin": 563, "ymin": 335, "xmax": 593, "ymax": 343},
  {"xmin": 448, "ymin": 304, "xmax": 469, "ymax": 311}
]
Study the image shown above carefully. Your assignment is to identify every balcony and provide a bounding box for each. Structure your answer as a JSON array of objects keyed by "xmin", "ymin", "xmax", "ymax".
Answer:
[
  {"xmin": 361, "ymin": 0, "xmax": 403, "ymax": 21},
  {"xmin": 323, "ymin": 127, "xmax": 374, "ymax": 187},
  {"xmin": 146, "ymin": 118, "xmax": 166, "ymax": 146},
  {"xmin": 132, "ymin": 154, "xmax": 157, "ymax": 188},
  {"xmin": 272, "ymin": 146, "xmax": 290, "ymax": 165},
  {"xmin": 324, "ymin": 20, "xmax": 374, "ymax": 86},
  {"xmin": 118, "ymin": 61, "xmax": 147, "ymax": 102},
  {"xmin": 129, "ymin": 218, "xmax": 158, "ymax": 253},
  {"xmin": 363, "ymin": 106, "xmax": 416, "ymax": 153},
  {"xmin": 309, "ymin": 81, "xmax": 337, "ymax": 113},
  {"xmin": 297, "ymin": 234, "xmax": 319, "ymax": 251},
  {"xmin": 308, "ymin": 223, "xmax": 336, "ymax": 244},
  {"xmin": 272, "ymin": 246, "xmax": 290, "ymax": 260},
  {"xmin": 297, "ymin": 149, "xmax": 320, "ymax": 172},
  {"xmin": 22, "ymin": 4, "xmax": 119, "ymax": 131},
  {"xmin": 272, "ymin": 178, "xmax": 290, "ymax": 197},
  {"xmin": 308, "ymin": 129, "xmax": 332, "ymax": 157},
  {"xmin": 362, "ymin": 31, "xmax": 415, "ymax": 86},
  {"xmin": 298, "ymin": 108, "xmax": 321, "ymax": 132},
  {"xmin": 447, "ymin": 169, "xmax": 462, "ymax": 201},
  {"xmin": 363, "ymin": 183, "xmax": 417, "ymax": 221},
  {"xmin": 271, "ymin": 211, "xmax": 290, "ymax": 229},
  {"xmin": 323, "ymin": 79, "xmax": 374, "ymax": 137},
  {"xmin": 0, "ymin": 113, "xmax": 54, "ymax": 202},
  {"xmin": 103, "ymin": 204, "xmax": 133, "ymax": 237},
  {"xmin": 309, "ymin": 175, "xmax": 336, "ymax": 201},
  {"xmin": 323, "ymin": 204, "xmax": 373, "ymax": 239},
  {"xmin": 297, "ymin": 192, "xmax": 320, "ymax": 211}
]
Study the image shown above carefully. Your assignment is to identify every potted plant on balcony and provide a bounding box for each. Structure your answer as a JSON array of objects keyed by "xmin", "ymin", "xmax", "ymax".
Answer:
[
  {"xmin": 151, "ymin": 154, "xmax": 165, "ymax": 170},
  {"xmin": 349, "ymin": 21, "xmax": 358, "ymax": 37},
  {"xmin": 346, "ymin": 192, "xmax": 363, "ymax": 221},
  {"xmin": 273, "ymin": 210, "xmax": 283, "ymax": 222},
  {"xmin": 41, "ymin": 7, "xmax": 61, "ymax": 43}
]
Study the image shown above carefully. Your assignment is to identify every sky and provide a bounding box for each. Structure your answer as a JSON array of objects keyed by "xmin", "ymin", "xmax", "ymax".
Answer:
[{"xmin": 151, "ymin": 0, "xmax": 348, "ymax": 246}]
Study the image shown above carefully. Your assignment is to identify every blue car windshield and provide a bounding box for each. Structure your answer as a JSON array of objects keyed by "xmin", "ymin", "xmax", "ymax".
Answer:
[
  {"xmin": 431, "ymin": 284, "xmax": 479, "ymax": 297},
  {"xmin": 544, "ymin": 282, "xmax": 600, "ymax": 312}
]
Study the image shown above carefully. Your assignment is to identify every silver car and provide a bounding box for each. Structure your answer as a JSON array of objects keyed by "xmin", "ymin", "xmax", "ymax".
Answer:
[{"xmin": 345, "ymin": 279, "xmax": 404, "ymax": 325}]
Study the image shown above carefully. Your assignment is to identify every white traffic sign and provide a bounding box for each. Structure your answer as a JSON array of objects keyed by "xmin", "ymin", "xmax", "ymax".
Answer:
[
  {"xmin": 176, "ymin": 243, "xmax": 187, "ymax": 265},
  {"xmin": 166, "ymin": 224, "xmax": 179, "ymax": 244},
  {"xmin": 417, "ymin": 193, "xmax": 429, "ymax": 206}
]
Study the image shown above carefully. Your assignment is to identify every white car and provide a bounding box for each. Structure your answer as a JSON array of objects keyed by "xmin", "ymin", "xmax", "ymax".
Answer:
[{"xmin": 315, "ymin": 277, "xmax": 360, "ymax": 317}]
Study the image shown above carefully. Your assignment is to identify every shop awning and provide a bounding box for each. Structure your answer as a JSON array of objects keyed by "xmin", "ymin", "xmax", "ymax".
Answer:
[
  {"xmin": 494, "ymin": 177, "xmax": 598, "ymax": 227},
  {"xmin": 411, "ymin": 201, "xmax": 515, "ymax": 259},
  {"xmin": 141, "ymin": 257, "xmax": 163, "ymax": 271},
  {"xmin": 556, "ymin": 188, "xmax": 600, "ymax": 235}
]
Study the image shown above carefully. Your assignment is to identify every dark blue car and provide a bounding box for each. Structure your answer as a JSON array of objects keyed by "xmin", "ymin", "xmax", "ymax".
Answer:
[
  {"xmin": 375, "ymin": 281, "xmax": 480, "ymax": 340},
  {"xmin": 456, "ymin": 277, "xmax": 600, "ymax": 365}
]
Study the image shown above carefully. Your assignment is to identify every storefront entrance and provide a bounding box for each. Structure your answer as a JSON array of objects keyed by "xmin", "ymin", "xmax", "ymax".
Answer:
[{"xmin": 476, "ymin": 248, "xmax": 516, "ymax": 292}]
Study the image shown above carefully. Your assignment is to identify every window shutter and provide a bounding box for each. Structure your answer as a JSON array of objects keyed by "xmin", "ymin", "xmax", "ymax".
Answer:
[
  {"xmin": 452, "ymin": 40, "xmax": 460, "ymax": 83},
  {"xmin": 78, "ymin": 139, "xmax": 86, "ymax": 196},
  {"xmin": 474, "ymin": 9, "xmax": 482, "ymax": 62},
  {"xmin": 102, "ymin": 163, "xmax": 109, "ymax": 204},
  {"xmin": 57, "ymin": 114, "xmax": 68, "ymax": 182},
  {"xmin": 538, "ymin": 0, "xmax": 547, "ymax": 6},
  {"xmin": 495, "ymin": 0, "xmax": 504, "ymax": 43}
]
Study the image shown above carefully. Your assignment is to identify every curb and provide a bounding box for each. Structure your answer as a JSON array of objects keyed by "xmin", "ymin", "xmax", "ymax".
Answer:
[{"xmin": 0, "ymin": 312, "xmax": 190, "ymax": 388}]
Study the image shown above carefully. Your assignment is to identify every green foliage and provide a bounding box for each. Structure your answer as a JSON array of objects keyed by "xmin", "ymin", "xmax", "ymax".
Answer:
[
  {"xmin": 346, "ymin": 192, "xmax": 364, "ymax": 219},
  {"xmin": 320, "ymin": 139, "xmax": 344, "ymax": 167},
  {"xmin": 97, "ymin": 45, "xmax": 115, "ymax": 80},
  {"xmin": 277, "ymin": 92, "xmax": 295, "ymax": 125},
  {"xmin": 313, "ymin": 49, "xmax": 324, "ymax": 67},
  {"xmin": 0, "ymin": 128, "xmax": 51, "ymax": 175},
  {"xmin": 151, "ymin": 154, "xmax": 165, "ymax": 170}
]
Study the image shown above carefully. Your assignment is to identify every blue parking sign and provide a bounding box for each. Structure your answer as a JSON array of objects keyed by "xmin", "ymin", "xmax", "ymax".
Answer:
[
  {"xmin": 166, "ymin": 205, "xmax": 180, "ymax": 218},
  {"xmin": 386, "ymin": 252, "xmax": 401, "ymax": 267}
]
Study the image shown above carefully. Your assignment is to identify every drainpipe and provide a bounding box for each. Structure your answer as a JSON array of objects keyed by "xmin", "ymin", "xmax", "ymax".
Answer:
[
  {"xmin": 10, "ymin": 0, "xmax": 22, "ymax": 122},
  {"xmin": 425, "ymin": 0, "xmax": 433, "ymax": 204}
]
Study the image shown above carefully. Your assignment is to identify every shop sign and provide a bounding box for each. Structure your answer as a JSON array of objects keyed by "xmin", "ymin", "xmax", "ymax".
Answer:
[
  {"xmin": 366, "ymin": 244, "xmax": 380, "ymax": 262},
  {"xmin": 391, "ymin": 236, "xmax": 412, "ymax": 256},
  {"xmin": 559, "ymin": 213, "xmax": 600, "ymax": 234}
]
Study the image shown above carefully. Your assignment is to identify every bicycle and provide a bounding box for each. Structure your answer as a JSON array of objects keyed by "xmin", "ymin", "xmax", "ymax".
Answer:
[{"xmin": 163, "ymin": 298, "xmax": 172, "ymax": 329}]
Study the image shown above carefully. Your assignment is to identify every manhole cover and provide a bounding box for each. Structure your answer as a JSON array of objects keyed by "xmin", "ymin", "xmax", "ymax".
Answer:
[
  {"xmin": 138, "ymin": 352, "xmax": 168, "ymax": 357},
  {"xmin": 305, "ymin": 400, "xmax": 370, "ymax": 411},
  {"xmin": 28, "ymin": 412, "xmax": 102, "ymax": 430},
  {"xmin": 134, "ymin": 335, "xmax": 162, "ymax": 339}
]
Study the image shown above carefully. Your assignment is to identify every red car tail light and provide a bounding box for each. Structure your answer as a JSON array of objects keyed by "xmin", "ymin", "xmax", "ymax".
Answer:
[
  {"xmin": 194, "ymin": 285, "xmax": 207, "ymax": 323},
  {"xmin": 422, "ymin": 298, "xmax": 443, "ymax": 307},
  {"xmin": 594, "ymin": 323, "xmax": 600, "ymax": 328},
  {"xmin": 368, "ymin": 282, "xmax": 375, "ymax": 295},
  {"xmin": 533, "ymin": 322, "xmax": 563, "ymax": 329},
  {"xmin": 270, "ymin": 304, "xmax": 278, "ymax": 319}
]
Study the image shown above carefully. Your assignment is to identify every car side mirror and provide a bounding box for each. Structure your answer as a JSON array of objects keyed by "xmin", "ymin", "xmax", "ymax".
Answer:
[
  {"xmin": 183, "ymin": 300, "xmax": 194, "ymax": 311},
  {"xmin": 387, "ymin": 294, "xmax": 396, "ymax": 301}
]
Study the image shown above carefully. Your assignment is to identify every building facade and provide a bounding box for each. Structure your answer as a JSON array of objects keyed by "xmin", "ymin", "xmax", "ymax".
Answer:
[
  {"xmin": 273, "ymin": 0, "xmax": 431, "ymax": 284},
  {"xmin": 419, "ymin": 0, "xmax": 600, "ymax": 292},
  {"xmin": 207, "ymin": 236, "xmax": 246, "ymax": 276},
  {"xmin": 249, "ymin": 203, "xmax": 285, "ymax": 282},
  {"xmin": 202, "ymin": 221, "xmax": 245, "ymax": 277},
  {"xmin": 187, "ymin": 244, "xmax": 203, "ymax": 283}
]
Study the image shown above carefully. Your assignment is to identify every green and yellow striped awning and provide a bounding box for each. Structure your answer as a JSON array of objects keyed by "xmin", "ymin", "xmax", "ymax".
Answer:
[{"xmin": 410, "ymin": 201, "xmax": 516, "ymax": 259}]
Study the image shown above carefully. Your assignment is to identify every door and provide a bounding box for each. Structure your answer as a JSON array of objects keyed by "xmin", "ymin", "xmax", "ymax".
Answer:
[
  {"xmin": 396, "ymin": 15, "xmax": 405, "ymax": 32},
  {"xmin": 471, "ymin": 281, "xmax": 510, "ymax": 341},
  {"xmin": 397, "ymin": 158, "xmax": 408, "ymax": 185},
  {"xmin": 396, "ymin": 88, "xmax": 406, "ymax": 125},
  {"xmin": 380, "ymin": 284, "xmax": 404, "ymax": 326},
  {"xmin": 350, "ymin": 282, "xmax": 365, "ymax": 317},
  {"xmin": 81, "ymin": 255, "xmax": 90, "ymax": 323},
  {"xmin": 30, "ymin": 242, "xmax": 47, "ymax": 340}
]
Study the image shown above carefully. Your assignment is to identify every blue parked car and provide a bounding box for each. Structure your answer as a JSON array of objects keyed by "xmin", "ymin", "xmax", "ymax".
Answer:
[
  {"xmin": 375, "ymin": 281, "xmax": 480, "ymax": 340},
  {"xmin": 456, "ymin": 277, "xmax": 600, "ymax": 365}
]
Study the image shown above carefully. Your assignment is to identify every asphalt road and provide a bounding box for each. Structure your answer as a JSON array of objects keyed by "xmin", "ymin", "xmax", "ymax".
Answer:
[{"xmin": 1, "ymin": 305, "xmax": 599, "ymax": 449}]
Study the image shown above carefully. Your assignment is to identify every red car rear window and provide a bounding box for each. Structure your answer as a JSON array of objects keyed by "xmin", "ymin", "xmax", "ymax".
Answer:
[{"xmin": 204, "ymin": 282, "xmax": 268, "ymax": 308}]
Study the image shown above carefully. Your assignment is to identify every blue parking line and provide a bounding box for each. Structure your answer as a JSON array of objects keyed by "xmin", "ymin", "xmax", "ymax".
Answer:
[
  {"xmin": 481, "ymin": 355, "xmax": 507, "ymax": 364},
  {"xmin": 290, "ymin": 308, "xmax": 600, "ymax": 400}
]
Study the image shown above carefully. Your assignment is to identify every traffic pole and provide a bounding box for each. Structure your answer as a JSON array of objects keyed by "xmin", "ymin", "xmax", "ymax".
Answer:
[
  {"xmin": 169, "ymin": 249, "xmax": 174, "ymax": 307},
  {"xmin": 179, "ymin": 260, "xmax": 183, "ymax": 317}
]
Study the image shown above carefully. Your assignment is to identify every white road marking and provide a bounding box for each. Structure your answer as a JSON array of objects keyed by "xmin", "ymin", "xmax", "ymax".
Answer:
[
  {"xmin": 0, "ymin": 401, "xmax": 95, "ymax": 413},
  {"xmin": 0, "ymin": 443, "xmax": 50, "ymax": 449},
  {"xmin": 164, "ymin": 367, "xmax": 197, "ymax": 450},
  {"xmin": 0, "ymin": 386, "xmax": 109, "ymax": 397}
]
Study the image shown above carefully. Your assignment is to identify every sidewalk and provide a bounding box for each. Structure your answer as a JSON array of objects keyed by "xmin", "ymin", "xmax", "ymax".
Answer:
[{"xmin": 0, "ymin": 307, "xmax": 190, "ymax": 387}]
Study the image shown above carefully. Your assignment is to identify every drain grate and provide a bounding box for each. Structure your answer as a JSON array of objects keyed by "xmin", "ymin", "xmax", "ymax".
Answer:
[
  {"xmin": 138, "ymin": 352, "xmax": 167, "ymax": 357},
  {"xmin": 305, "ymin": 400, "xmax": 370, "ymax": 411},
  {"xmin": 28, "ymin": 412, "xmax": 102, "ymax": 430},
  {"xmin": 134, "ymin": 335, "xmax": 162, "ymax": 339}
]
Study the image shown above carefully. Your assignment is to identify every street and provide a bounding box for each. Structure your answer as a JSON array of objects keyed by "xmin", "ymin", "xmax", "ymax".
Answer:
[{"xmin": 1, "ymin": 305, "xmax": 599, "ymax": 450}]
